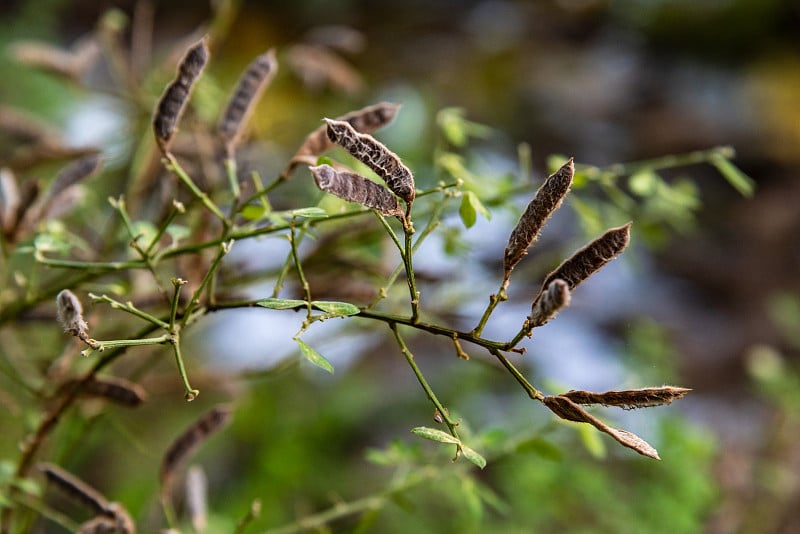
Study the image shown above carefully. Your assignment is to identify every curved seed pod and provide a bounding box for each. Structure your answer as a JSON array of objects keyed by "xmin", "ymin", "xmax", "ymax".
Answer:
[
  {"xmin": 282, "ymin": 102, "xmax": 400, "ymax": 178},
  {"xmin": 153, "ymin": 37, "xmax": 209, "ymax": 153},
  {"xmin": 562, "ymin": 386, "xmax": 691, "ymax": 410},
  {"xmin": 218, "ymin": 49, "xmax": 278, "ymax": 154},
  {"xmin": 543, "ymin": 395, "xmax": 660, "ymax": 460},
  {"xmin": 532, "ymin": 222, "xmax": 631, "ymax": 311},
  {"xmin": 529, "ymin": 278, "xmax": 571, "ymax": 328},
  {"xmin": 324, "ymin": 118, "xmax": 415, "ymax": 205},
  {"xmin": 503, "ymin": 158, "xmax": 573, "ymax": 284},
  {"xmin": 310, "ymin": 164, "xmax": 402, "ymax": 217},
  {"xmin": 160, "ymin": 405, "xmax": 232, "ymax": 497},
  {"xmin": 47, "ymin": 154, "xmax": 103, "ymax": 201},
  {"xmin": 38, "ymin": 463, "xmax": 111, "ymax": 515},
  {"xmin": 64, "ymin": 376, "xmax": 148, "ymax": 407}
]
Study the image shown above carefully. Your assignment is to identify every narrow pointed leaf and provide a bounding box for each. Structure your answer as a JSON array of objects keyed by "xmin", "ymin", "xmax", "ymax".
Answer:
[
  {"xmin": 460, "ymin": 445, "xmax": 487, "ymax": 469},
  {"xmin": 296, "ymin": 338, "xmax": 334, "ymax": 374},
  {"xmin": 710, "ymin": 154, "xmax": 755, "ymax": 197},
  {"xmin": 256, "ymin": 298, "xmax": 306, "ymax": 310},
  {"xmin": 411, "ymin": 426, "xmax": 461, "ymax": 445}
]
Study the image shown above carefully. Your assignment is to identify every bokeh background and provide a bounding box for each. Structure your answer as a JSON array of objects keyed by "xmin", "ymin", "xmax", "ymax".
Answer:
[{"xmin": 1, "ymin": 0, "xmax": 799, "ymax": 532}]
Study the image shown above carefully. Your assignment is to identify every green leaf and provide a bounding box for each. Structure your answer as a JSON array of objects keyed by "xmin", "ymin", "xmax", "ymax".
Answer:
[
  {"xmin": 312, "ymin": 301, "xmax": 360, "ymax": 316},
  {"xmin": 316, "ymin": 156, "xmax": 334, "ymax": 167},
  {"xmin": 459, "ymin": 191, "xmax": 490, "ymax": 229},
  {"xmin": 461, "ymin": 444, "xmax": 487, "ymax": 469},
  {"xmin": 710, "ymin": 154, "xmax": 755, "ymax": 197},
  {"xmin": 130, "ymin": 220, "xmax": 157, "ymax": 245},
  {"xmin": 166, "ymin": 224, "xmax": 190, "ymax": 243},
  {"xmin": 256, "ymin": 298, "xmax": 305, "ymax": 310},
  {"xmin": 290, "ymin": 207, "xmax": 328, "ymax": 218},
  {"xmin": 515, "ymin": 437, "xmax": 563, "ymax": 461},
  {"xmin": 576, "ymin": 422, "xmax": 607, "ymax": 459},
  {"xmin": 241, "ymin": 204, "xmax": 266, "ymax": 221},
  {"xmin": 411, "ymin": 426, "xmax": 461, "ymax": 445},
  {"xmin": 295, "ymin": 338, "xmax": 334, "ymax": 374},
  {"xmin": 628, "ymin": 169, "xmax": 659, "ymax": 196}
]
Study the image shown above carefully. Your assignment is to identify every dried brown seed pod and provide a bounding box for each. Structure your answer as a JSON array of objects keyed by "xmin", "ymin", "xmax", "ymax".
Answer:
[
  {"xmin": 218, "ymin": 49, "xmax": 278, "ymax": 154},
  {"xmin": 532, "ymin": 222, "xmax": 631, "ymax": 311},
  {"xmin": 38, "ymin": 463, "xmax": 111, "ymax": 515},
  {"xmin": 160, "ymin": 405, "xmax": 232, "ymax": 497},
  {"xmin": 56, "ymin": 289, "xmax": 89, "ymax": 339},
  {"xmin": 529, "ymin": 278, "xmax": 571, "ymax": 328},
  {"xmin": 561, "ymin": 386, "xmax": 691, "ymax": 410},
  {"xmin": 309, "ymin": 164, "xmax": 402, "ymax": 217},
  {"xmin": 64, "ymin": 376, "xmax": 148, "ymax": 407},
  {"xmin": 282, "ymin": 102, "xmax": 400, "ymax": 178},
  {"xmin": 153, "ymin": 37, "xmax": 209, "ymax": 153},
  {"xmin": 76, "ymin": 515, "xmax": 119, "ymax": 534},
  {"xmin": 47, "ymin": 154, "xmax": 103, "ymax": 201},
  {"xmin": 543, "ymin": 395, "xmax": 660, "ymax": 460},
  {"xmin": 503, "ymin": 158, "xmax": 573, "ymax": 284},
  {"xmin": 324, "ymin": 118, "xmax": 415, "ymax": 206}
]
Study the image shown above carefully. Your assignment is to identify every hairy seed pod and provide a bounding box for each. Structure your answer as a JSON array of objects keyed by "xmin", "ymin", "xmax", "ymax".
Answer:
[
  {"xmin": 561, "ymin": 386, "xmax": 691, "ymax": 410},
  {"xmin": 310, "ymin": 164, "xmax": 402, "ymax": 217},
  {"xmin": 39, "ymin": 463, "xmax": 111, "ymax": 515},
  {"xmin": 56, "ymin": 289, "xmax": 89, "ymax": 339},
  {"xmin": 324, "ymin": 118, "xmax": 415, "ymax": 205},
  {"xmin": 153, "ymin": 37, "xmax": 209, "ymax": 153},
  {"xmin": 218, "ymin": 49, "xmax": 278, "ymax": 154},
  {"xmin": 532, "ymin": 223, "xmax": 631, "ymax": 312},
  {"xmin": 67, "ymin": 376, "xmax": 148, "ymax": 407},
  {"xmin": 504, "ymin": 158, "xmax": 573, "ymax": 283},
  {"xmin": 77, "ymin": 515, "xmax": 118, "ymax": 534},
  {"xmin": 186, "ymin": 466, "xmax": 208, "ymax": 533},
  {"xmin": 529, "ymin": 278, "xmax": 571, "ymax": 328},
  {"xmin": 160, "ymin": 405, "xmax": 232, "ymax": 495},
  {"xmin": 543, "ymin": 395, "xmax": 660, "ymax": 460},
  {"xmin": 47, "ymin": 154, "xmax": 103, "ymax": 200},
  {"xmin": 282, "ymin": 102, "xmax": 401, "ymax": 178}
]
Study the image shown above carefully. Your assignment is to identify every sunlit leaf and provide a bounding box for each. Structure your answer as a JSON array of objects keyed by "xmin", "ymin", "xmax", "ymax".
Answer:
[
  {"xmin": 295, "ymin": 338, "xmax": 334, "ymax": 374},
  {"xmin": 256, "ymin": 298, "xmax": 305, "ymax": 310},
  {"xmin": 290, "ymin": 207, "xmax": 328, "ymax": 218},
  {"xmin": 411, "ymin": 426, "xmax": 460, "ymax": 444},
  {"xmin": 459, "ymin": 190, "xmax": 490, "ymax": 229},
  {"xmin": 628, "ymin": 169, "xmax": 659, "ymax": 196},
  {"xmin": 312, "ymin": 300, "xmax": 360, "ymax": 316}
]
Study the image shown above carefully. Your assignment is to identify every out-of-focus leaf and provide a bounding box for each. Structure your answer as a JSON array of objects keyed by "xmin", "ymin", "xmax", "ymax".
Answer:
[
  {"xmin": 576, "ymin": 421, "xmax": 607, "ymax": 459},
  {"xmin": 241, "ymin": 204, "xmax": 266, "ymax": 221},
  {"xmin": 710, "ymin": 154, "xmax": 755, "ymax": 197},
  {"xmin": 461, "ymin": 445, "xmax": 487, "ymax": 469},
  {"xmin": 459, "ymin": 191, "xmax": 490, "ymax": 229},
  {"xmin": 515, "ymin": 437, "xmax": 563, "ymax": 461},
  {"xmin": 628, "ymin": 169, "xmax": 659, "ymax": 196},
  {"xmin": 290, "ymin": 207, "xmax": 328, "ymax": 218},
  {"xmin": 295, "ymin": 338, "xmax": 334, "ymax": 374}
]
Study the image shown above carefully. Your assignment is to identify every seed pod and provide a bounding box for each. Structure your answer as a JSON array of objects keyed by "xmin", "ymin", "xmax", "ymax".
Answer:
[
  {"xmin": 186, "ymin": 466, "xmax": 208, "ymax": 533},
  {"xmin": 153, "ymin": 37, "xmax": 209, "ymax": 153},
  {"xmin": 56, "ymin": 289, "xmax": 89, "ymax": 339},
  {"xmin": 561, "ymin": 386, "xmax": 691, "ymax": 410},
  {"xmin": 218, "ymin": 49, "xmax": 278, "ymax": 154},
  {"xmin": 532, "ymin": 223, "xmax": 631, "ymax": 311},
  {"xmin": 529, "ymin": 278, "xmax": 571, "ymax": 328},
  {"xmin": 309, "ymin": 164, "xmax": 402, "ymax": 217},
  {"xmin": 47, "ymin": 154, "xmax": 103, "ymax": 201},
  {"xmin": 282, "ymin": 102, "xmax": 400, "ymax": 178},
  {"xmin": 324, "ymin": 118, "xmax": 415, "ymax": 206},
  {"xmin": 503, "ymin": 158, "xmax": 573, "ymax": 284},
  {"xmin": 543, "ymin": 395, "xmax": 660, "ymax": 460},
  {"xmin": 160, "ymin": 405, "xmax": 232, "ymax": 497},
  {"xmin": 39, "ymin": 463, "xmax": 111, "ymax": 515},
  {"xmin": 64, "ymin": 376, "xmax": 148, "ymax": 407}
]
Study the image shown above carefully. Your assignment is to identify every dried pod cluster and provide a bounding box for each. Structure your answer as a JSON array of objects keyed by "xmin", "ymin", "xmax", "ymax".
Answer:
[
  {"xmin": 153, "ymin": 37, "xmax": 209, "ymax": 153},
  {"xmin": 323, "ymin": 118, "xmax": 415, "ymax": 206},
  {"xmin": 283, "ymin": 102, "xmax": 400, "ymax": 177}
]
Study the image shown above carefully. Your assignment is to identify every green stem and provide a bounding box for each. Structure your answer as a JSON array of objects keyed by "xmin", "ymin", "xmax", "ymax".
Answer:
[
  {"xmin": 88, "ymin": 293, "xmax": 169, "ymax": 329},
  {"xmin": 145, "ymin": 200, "xmax": 186, "ymax": 255},
  {"xmin": 82, "ymin": 334, "xmax": 171, "ymax": 355},
  {"xmin": 391, "ymin": 324, "xmax": 460, "ymax": 438},
  {"xmin": 224, "ymin": 157, "xmax": 241, "ymax": 199},
  {"xmin": 34, "ymin": 250, "xmax": 146, "ymax": 271},
  {"xmin": 170, "ymin": 337, "xmax": 199, "ymax": 401},
  {"xmin": 487, "ymin": 347, "xmax": 543, "ymax": 401},
  {"xmin": 288, "ymin": 219, "xmax": 312, "ymax": 317},
  {"xmin": 471, "ymin": 285, "xmax": 507, "ymax": 337},
  {"xmin": 169, "ymin": 278, "xmax": 185, "ymax": 332},
  {"xmin": 180, "ymin": 241, "xmax": 233, "ymax": 328},
  {"xmin": 164, "ymin": 153, "xmax": 228, "ymax": 223}
]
